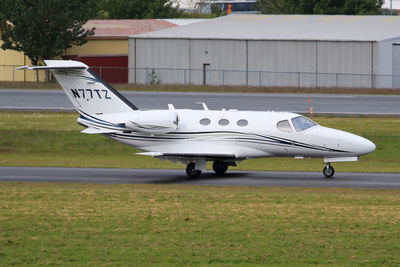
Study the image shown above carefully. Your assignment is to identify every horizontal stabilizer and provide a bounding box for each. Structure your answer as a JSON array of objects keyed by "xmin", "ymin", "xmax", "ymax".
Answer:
[
  {"xmin": 16, "ymin": 61, "xmax": 87, "ymax": 70},
  {"xmin": 81, "ymin": 128, "xmax": 117, "ymax": 134},
  {"xmin": 16, "ymin": 65, "xmax": 86, "ymax": 70}
]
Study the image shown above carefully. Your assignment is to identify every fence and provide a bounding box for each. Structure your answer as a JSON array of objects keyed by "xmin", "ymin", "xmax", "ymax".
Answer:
[
  {"xmin": 2, "ymin": 64, "xmax": 400, "ymax": 89},
  {"xmin": 133, "ymin": 67, "xmax": 400, "ymax": 89},
  {"xmin": 0, "ymin": 65, "xmax": 47, "ymax": 82},
  {"xmin": 0, "ymin": 65, "xmax": 123, "ymax": 83}
]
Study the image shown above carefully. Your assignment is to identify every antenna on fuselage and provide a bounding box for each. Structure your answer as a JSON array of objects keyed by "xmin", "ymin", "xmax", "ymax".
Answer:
[{"xmin": 196, "ymin": 102, "xmax": 209, "ymax": 110}]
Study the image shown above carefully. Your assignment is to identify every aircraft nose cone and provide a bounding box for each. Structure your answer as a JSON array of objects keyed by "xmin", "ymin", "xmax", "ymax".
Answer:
[{"xmin": 355, "ymin": 137, "xmax": 376, "ymax": 155}]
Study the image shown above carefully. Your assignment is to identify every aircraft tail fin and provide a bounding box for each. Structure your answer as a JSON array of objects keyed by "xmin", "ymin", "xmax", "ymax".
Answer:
[{"xmin": 18, "ymin": 60, "xmax": 138, "ymax": 115}]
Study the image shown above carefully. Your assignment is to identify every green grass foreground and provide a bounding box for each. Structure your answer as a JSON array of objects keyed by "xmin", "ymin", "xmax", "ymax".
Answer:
[
  {"xmin": 0, "ymin": 111, "xmax": 399, "ymax": 172},
  {"xmin": 1, "ymin": 183, "xmax": 400, "ymax": 265}
]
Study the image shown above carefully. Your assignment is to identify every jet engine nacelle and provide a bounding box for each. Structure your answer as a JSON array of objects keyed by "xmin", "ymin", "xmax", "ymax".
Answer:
[{"xmin": 125, "ymin": 110, "xmax": 179, "ymax": 134}]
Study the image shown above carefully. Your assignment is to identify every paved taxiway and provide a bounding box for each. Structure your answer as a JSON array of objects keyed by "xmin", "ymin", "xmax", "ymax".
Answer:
[
  {"xmin": 1, "ymin": 89, "xmax": 400, "ymax": 115},
  {"xmin": 1, "ymin": 167, "xmax": 399, "ymax": 189}
]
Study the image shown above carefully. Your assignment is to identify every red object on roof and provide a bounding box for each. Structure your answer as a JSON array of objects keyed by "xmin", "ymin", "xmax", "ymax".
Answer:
[{"xmin": 84, "ymin": 19, "xmax": 177, "ymax": 39}]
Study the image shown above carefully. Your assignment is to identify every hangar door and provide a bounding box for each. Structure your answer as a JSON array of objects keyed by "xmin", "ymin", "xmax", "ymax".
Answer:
[
  {"xmin": 62, "ymin": 55, "xmax": 128, "ymax": 83},
  {"xmin": 393, "ymin": 44, "xmax": 400, "ymax": 89}
]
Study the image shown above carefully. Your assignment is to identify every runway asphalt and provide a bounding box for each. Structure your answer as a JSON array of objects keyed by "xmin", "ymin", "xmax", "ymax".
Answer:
[
  {"xmin": 1, "ymin": 89, "xmax": 400, "ymax": 115},
  {"xmin": 1, "ymin": 166, "xmax": 399, "ymax": 189}
]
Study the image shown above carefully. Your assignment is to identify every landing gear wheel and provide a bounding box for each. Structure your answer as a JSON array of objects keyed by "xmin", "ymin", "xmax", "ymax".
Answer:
[
  {"xmin": 323, "ymin": 164, "xmax": 335, "ymax": 178},
  {"xmin": 212, "ymin": 160, "xmax": 228, "ymax": 175},
  {"xmin": 186, "ymin": 162, "xmax": 201, "ymax": 178}
]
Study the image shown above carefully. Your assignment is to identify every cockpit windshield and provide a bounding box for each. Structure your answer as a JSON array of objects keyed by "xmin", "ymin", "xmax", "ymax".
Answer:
[{"xmin": 291, "ymin": 116, "xmax": 318, "ymax": 132}]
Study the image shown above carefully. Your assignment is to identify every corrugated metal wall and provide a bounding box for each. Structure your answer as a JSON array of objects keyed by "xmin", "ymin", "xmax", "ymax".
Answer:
[
  {"xmin": 248, "ymin": 40, "xmax": 316, "ymax": 87},
  {"xmin": 377, "ymin": 38, "xmax": 400, "ymax": 88},
  {"xmin": 249, "ymin": 40, "xmax": 316, "ymax": 72},
  {"xmin": 392, "ymin": 44, "xmax": 400, "ymax": 88},
  {"xmin": 317, "ymin": 41, "xmax": 373, "ymax": 88},
  {"xmin": 129, "ymin": 38, "xmax": 378, "ymax": 88},
  {"xmin": 132, "ymin": 38, "xmax": 189, "ymax": 84},
  {"xmin": 189, "ymin": 39, "xmax": 246, "ymax": 85}
]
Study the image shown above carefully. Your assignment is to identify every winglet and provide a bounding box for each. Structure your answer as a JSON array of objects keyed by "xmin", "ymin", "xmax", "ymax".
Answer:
[{"xmin": 15, "ymin": 65, "xmax": 29, "ymax": 70}]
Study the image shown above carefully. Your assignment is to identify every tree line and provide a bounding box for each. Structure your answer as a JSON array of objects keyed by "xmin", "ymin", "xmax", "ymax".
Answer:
[{"xmin": 256, "ymin": 0, "xmax": 383, "ymax": 15}]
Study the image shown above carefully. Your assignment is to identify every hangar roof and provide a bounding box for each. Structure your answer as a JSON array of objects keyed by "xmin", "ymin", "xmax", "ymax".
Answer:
[
  {"xmin": 84, "ymin": 19, "xmax": 204, "ymax": 40},
  {"xmin": 131, "ymin": 14, "xmax": 400, "ymax": 42}
]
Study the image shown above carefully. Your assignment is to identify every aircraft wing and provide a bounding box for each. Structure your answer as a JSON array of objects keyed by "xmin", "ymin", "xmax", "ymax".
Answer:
[
  {"xmin": 137, "ymin": 152, "xmax": 237, "ymax": 161},
  {"xmin": 81, "ymin": 127, "xmax": 119, "ymax": 134}
]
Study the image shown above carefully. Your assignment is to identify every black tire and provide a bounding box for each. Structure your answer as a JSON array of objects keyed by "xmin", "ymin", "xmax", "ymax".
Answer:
[
  {"xmin": 323, "ymin": 165, "xmax": 335, "ymax": 178},
  {"xmin": 212, "ymin": 160, "xmax": 228, "ymax": 175},
  {"xmin": 186, "ymin": 162, "xmax": 201, "ymax": 178}
]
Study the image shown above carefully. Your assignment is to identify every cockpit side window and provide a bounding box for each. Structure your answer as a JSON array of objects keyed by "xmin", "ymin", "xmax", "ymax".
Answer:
[
  {"xmin": 276, "ymin": 120, "xmax": 292, "ymax": 132},
  {"xmin": 291, "ymin": 116, "xmax": 317, "ymax": 132}
]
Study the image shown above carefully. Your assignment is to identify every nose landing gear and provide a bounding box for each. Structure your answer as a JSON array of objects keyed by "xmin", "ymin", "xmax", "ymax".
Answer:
[{"xmin": 323, "ymin": 163, "xmax": 335, "ymax": 178}]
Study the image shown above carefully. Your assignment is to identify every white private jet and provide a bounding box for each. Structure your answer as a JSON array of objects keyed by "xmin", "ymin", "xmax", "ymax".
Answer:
[{"xmin": 19, "ymin": 60, "xmax": 376, "ymax": 178}]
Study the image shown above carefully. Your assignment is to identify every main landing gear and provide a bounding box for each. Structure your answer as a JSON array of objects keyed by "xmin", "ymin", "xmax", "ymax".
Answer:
[
  {"xmin": 186, "ymin": 160, "xmax": 232, "ymax": 178},
  {"xmin": 323, "ymin": 163, "xmax": 335, "ymax": 178},
  {"xmin": 186, "ymin": 162, "xmax": 201, "ymax": 178},
  {"xmin": 212, "ymin": 160, "xmax": 228, "ymax": 175}
]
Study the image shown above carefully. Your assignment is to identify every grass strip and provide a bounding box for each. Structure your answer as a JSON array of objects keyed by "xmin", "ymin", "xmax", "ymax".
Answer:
[
  {"xmin": 0, "ymin": 111, "xmax": 399, "ymax": 173},
  {"xmin": 1, "ymin": 183, "xmax": 400, "ymax": 265}
]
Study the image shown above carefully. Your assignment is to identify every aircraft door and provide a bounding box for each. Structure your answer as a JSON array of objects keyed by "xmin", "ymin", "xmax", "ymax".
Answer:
[
  {"xmin": 276, "ymin": 119, "xmax": 299, "ymax": 155},
  {"xmin": 203, "ymin": 63, "xmax": 210, "ymax": 85}
]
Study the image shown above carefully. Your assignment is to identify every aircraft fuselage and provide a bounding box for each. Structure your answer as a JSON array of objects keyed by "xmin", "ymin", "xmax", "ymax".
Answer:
[{"xmin": 78, "ymin": 109, "xmax": 375, "ymax": 161}]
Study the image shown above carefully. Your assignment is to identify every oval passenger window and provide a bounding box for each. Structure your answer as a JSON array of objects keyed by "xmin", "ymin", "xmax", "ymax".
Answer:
[
  {"xmin": 218, "ymin": 119, "xmax": 229, "ymax": 126},
  {"xmin": 237, "ymin": 119, "xmax": 248, "ymax": 127},
  {"xmin": 199, "ymin": 118, "xmax": 211, "ymax": 126}
]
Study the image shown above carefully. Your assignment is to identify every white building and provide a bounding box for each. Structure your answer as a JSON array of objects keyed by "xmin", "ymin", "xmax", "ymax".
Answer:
[
  {"xmin": 129, "ymin": 14, "xmax": 400, "ymax": 88},
  {"xmin": 382, "ymin": 0, "xmax": 400, "ymax": 10}
]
